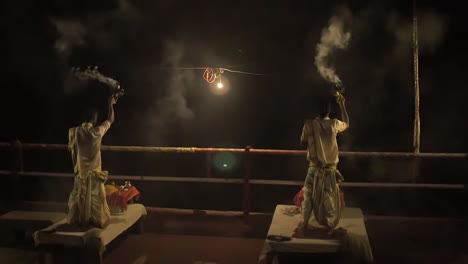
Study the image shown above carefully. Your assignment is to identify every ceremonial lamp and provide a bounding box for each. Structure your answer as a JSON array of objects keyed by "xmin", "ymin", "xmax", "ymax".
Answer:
[{"xmin": 71, "ymin": 66, "xmax": 125, "ymax": 101}]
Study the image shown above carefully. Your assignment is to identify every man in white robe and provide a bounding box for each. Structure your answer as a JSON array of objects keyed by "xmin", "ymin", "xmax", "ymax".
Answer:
[
  {"xmin": 67, "ymin": 95, "xmax": 117, "ymax": 228},
  {"xmin": 300, "ymin": 93, "xmax": 349, "ymax": 231}
]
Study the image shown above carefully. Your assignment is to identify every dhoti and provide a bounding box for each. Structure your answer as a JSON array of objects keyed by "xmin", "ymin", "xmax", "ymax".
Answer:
[
  {"xmin": 67, "ymin": 170, "xmax": 111, "ymax": 228},
  {"xmin": 301, "ymin": 164, "xmax": 344, "ymax": 229}
]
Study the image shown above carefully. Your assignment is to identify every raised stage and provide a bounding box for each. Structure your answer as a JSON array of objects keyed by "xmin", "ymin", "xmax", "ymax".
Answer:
[
  {"xmin": 33, "ymin": 203, "xmax": 147, "ymax": 264},
  {"xmin": 258, "ymin": 204, "xmax": 373, "ymax": 264}
]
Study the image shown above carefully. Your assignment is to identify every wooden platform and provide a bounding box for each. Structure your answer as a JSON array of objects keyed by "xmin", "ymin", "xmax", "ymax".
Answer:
[
  {"xmin": 258, "ymin": 204, "xmax": 373, "ymax": 264},
  {"xmin": 0, "ymin": 203, "xmax": 464, "ymax": 264},
  {"xmin": 33, "ymin": 204, "xmax": 147, "ymax": 264}
]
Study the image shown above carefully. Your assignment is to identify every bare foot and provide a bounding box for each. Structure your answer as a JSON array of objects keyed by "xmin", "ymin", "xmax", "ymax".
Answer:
[
  {"xmin": 293, "ymin": 221, "xmax": 308, "ymax": 238},
  {"xmin": 328, "ymin": 227, "xmax": 347, "ymax": 238},
  {"xmin": 297, "ymin": 221, "xmax": 308, "ymax": 232}
]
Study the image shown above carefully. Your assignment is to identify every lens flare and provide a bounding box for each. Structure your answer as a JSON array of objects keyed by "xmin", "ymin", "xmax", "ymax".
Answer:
[{"xmin": 213, "ymin": 152, "xmax": 237, "ymax": 172}]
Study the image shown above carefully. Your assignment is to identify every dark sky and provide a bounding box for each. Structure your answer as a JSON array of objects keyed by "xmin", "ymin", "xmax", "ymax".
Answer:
[{"xmin": 1, "ymin": 0, "xmax": 467, "ymax": 153}]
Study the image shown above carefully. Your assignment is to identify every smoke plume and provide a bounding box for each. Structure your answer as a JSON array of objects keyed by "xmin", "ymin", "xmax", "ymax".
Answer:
[
  {"xmin": 51, "ymin": 19, "xmax": 87, "ymax": 61},
  {"xmin": 315, "ymin": 8, "xmax": 352, "ymax": 86},
  {"xmin": 50, "ymin": 0, "xmax": 142, "ymax": 62},
  {"xmin": 49, "ymin": 0, "xmax": 143, "ymax": 94},
  {"xmin": 137, "ymin": 40, "xmax": 195, "ymax": 145},
  {"xmin": 157, "ymin": 40, "xmax": 194, "ymax": 120}
]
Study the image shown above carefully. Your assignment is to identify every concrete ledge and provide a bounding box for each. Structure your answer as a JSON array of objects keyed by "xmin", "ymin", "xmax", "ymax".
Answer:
[{"xmin": 0, "ymin": 211, "xmax": 66, "ymax": 246}]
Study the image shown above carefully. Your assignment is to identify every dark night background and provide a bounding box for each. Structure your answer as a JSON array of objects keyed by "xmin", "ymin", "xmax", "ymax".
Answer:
[{"xmin": 0, "ymin": 1, "xmax": 466, "ymax": 215}]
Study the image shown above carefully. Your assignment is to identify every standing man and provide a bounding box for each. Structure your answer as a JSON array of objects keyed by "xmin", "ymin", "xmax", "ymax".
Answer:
[
  {"xmin": 300, "ymin": 93, "xmax": 349, "ymax": 232},
  {"xmin": 67, "ymin": 95, "xmax": 117, "ymax": 228}
]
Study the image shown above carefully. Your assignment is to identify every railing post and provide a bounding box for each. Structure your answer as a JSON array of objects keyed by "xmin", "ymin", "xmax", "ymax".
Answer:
[
  {"xmin": 411, "ymin": 0, "xmax": 421, "ymax": 184},
  {"xmin": 11, "ymin": 140, "xmax": 24, "ymax": 172},
  {"xmin": 411, "ymin": 156, "xmax": 420, "ymax": 183},
  {"xmin": 243, "ymin": 145, "xmax": 252, "ymax": 225},
  {"xmin": 11, "ymin": 140, "xmax": 24, "ymax": 208},
  {"xmin": 206, "ymin": 153, "xmax": 212, "ymax": 178}
]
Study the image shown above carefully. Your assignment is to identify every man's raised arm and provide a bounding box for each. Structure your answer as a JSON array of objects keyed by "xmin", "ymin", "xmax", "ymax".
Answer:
[
  {"xmin": 337, "ymin": 94, "xmax": 349, "ymax": 128},
  {"xmin": 106, "ymin": 95, "xmax": 116, "ymax": 124},
  {"xmin": 300, "ymin": 122, "xmax": 308, "ymax": 146},
  {"xmin": 92, "ymin": 96, "xmax": 116, "ymax": 137}
]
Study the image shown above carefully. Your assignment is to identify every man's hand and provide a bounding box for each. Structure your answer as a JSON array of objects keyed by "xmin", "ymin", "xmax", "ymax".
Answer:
[
  {"xmin": 335, "ymin": 93, "xmax": 345, "ymax": 104},
  {"xmin": 108, "ymin": 95, "xmax": 117, "ymax": 105}
]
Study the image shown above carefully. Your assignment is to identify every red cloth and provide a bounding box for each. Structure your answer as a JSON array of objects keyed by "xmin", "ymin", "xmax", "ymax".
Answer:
[
  {"xmin": 294, "ymin": 190, "xmax": 304, "ymax": 207},
  {"xmin": 106, "ymin": 186, "xmax": 141, "ymax": 211}
]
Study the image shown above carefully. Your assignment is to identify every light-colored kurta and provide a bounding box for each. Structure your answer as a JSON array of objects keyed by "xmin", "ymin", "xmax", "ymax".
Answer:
[
  {"xmin": 301, "ymin": 117, "xmax": 348, "ymax": 167},
  {"xmin": 67, "ymin": 121, "xmax": 112, "ymax": 228},
  {"xmin": 300, "ymin": 117, "xmax": 348, "ymax": 229}
]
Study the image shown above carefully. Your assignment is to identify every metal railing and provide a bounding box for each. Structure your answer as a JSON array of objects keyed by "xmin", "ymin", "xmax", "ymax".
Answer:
[
  {"xmin": 0, "ymin": 141, "xmax": 466, "ymax": 223},
  {"xmin": 1, "ymin": 142, "xmax": 467, "ymax": 158}
]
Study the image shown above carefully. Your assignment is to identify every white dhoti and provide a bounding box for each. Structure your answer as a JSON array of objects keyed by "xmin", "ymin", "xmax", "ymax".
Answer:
[
  {"xmin": 67, "ymin": 121, "xmax": 112, "ymax": 229},
  {"xmin": 67, "ymin": 170, "xmax": 111, "ymax": 228},
  {"xmin": 302, "ymin": 164, "xmax": 344, "ymax": 229}
]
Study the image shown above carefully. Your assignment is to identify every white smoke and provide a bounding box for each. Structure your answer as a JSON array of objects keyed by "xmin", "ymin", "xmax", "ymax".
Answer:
[
  {"xmin": 51, "ymin": 19, "xmax": 87, "ymax": 61},
  {"xmin": 49, "ymin": 0, "xmax": 143, "ymax": 94},
  {"xmin": 158, "ymin": 40, "xmax": 195, "ymax": 121},
  {"xmin": 136, "ymin": 40, "xmax": 195, "ymax": 145},
  {"xmin": 49, "ymin": 0, "xmax": 141, "ymax": 61},
  {"xmin": 315, "ymin": 10, "xmax": 352, "ymax": 86},
  {"xmin": 155, "ymin": 72, "xmax": 195, "ymax": 122}
]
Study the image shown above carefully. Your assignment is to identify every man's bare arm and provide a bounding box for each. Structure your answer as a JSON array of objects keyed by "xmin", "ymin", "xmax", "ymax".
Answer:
[
  {"xmin": 300, "ymin": 123, "xmax": 308, "ymax": 146},
  {"xmin": 106, "ymin": 95, "xmax": 116, "ymax": 124},
  {"xmin": 91, "ymin": 96, "xmax": 116, "ymax": 137},
  {"xmin": 337, "ymin": 95, "xmax": 349, "ymax": 127}
]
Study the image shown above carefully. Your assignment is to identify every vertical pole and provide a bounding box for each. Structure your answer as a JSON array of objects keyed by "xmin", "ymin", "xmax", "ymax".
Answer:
[
  {"xmin": 412, "ymin": 0, "xmax": 421, "ymax": 183},
  {"xmin": 243, "ymin": 145, "xmax": 252, "ymax": 225},
  {"xmin": 14, "ymin": 140, "xmax": 24, "ymax": 172},
  {"xmin": 12, "ymin": 140, "xmax": 24, "ymax": 208}
]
